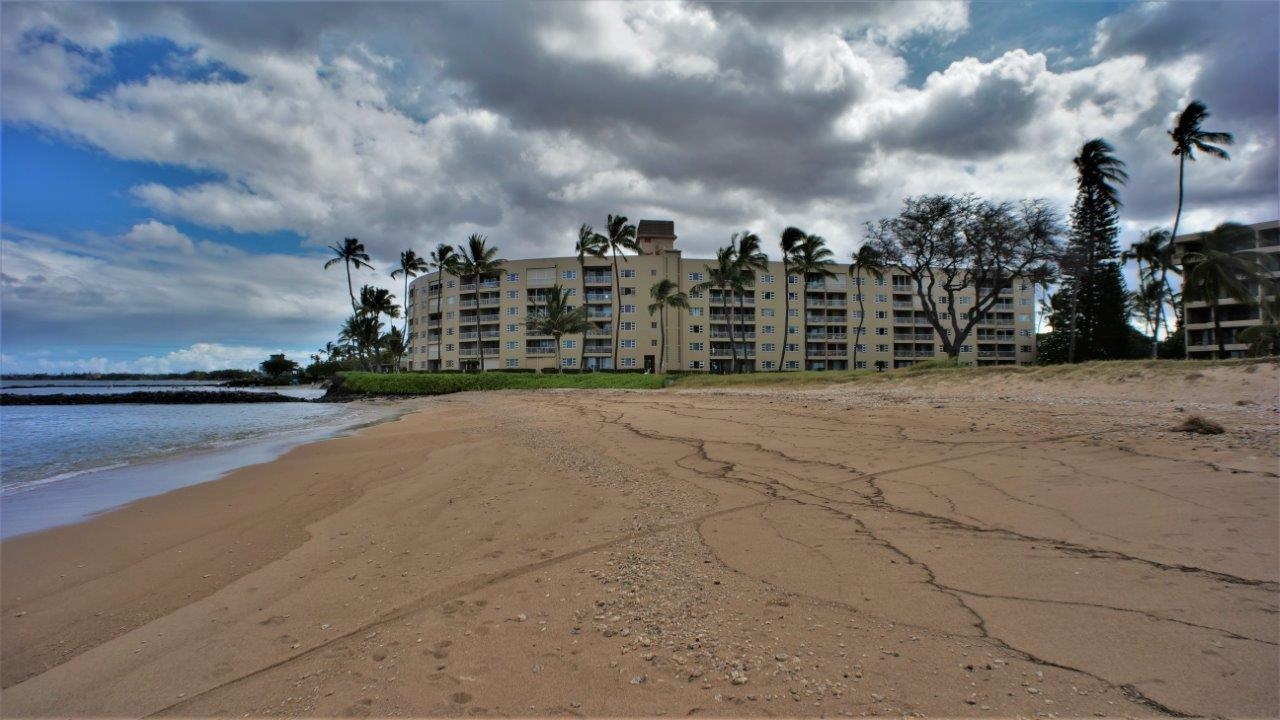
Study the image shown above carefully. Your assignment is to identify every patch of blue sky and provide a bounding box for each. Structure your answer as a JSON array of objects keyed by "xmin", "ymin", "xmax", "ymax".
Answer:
[{"xmin": 77, "ymin": 36, "xmax": 247, "ymax": 99}]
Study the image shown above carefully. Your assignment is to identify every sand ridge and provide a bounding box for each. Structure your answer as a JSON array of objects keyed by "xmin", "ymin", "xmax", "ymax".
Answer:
[{"xmin": 1, "ymin": 367, "xmax": 1276, "ymax": 717}]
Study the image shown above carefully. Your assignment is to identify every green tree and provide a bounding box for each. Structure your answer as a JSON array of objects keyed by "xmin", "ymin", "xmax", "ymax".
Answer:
[
  {"xmin": 525, "ymin": 284, "xmax": 592, "ymax": 373},
  {"xmin": 1169, "ymin": 100, "xmax": 1233, "ymax": 247},
  {"xmin": 1122, "ymin": 228, "xmax": 1177, "ymax": 357},
  {"xmin": 693, "ymin": 246, "xmax": 741, "ymax": 373},
  {"xmin": 1182, "ymin": 223, "xmax": 1268, "ymax": 358},
  {"xmin": 259, "ymin": 353, "xmax": 299, "ymax": 380},
  {"xmin": 648, "ymin": 278, "xmax": 690, "ymax": 374},
  {"xmin": 790, "ymin": 234, "xmax": 836, "ymax": 371},
  {"xmin": 777, "ymin": 227, "xmax": 808, "ymax": 371},
  {"xmin": 1238, "ymin": 296, "xmax": 1280, "ymax": 356},
  {"xmin": 731, "ymin": 231, "xmax": 768, "ymax": 373},
  {"xmin": 575, "ymin": 224, "xmax": 608, "ymax": 370},
  {"xmin": 358, "ymin": 286, "xmax": 400, "ymax": 371},
  {"xmin": 324, "ymin": 237, "xmax": 374, "ymax": 314},
  {"xmin": 603, "ymin": 215, "xmax": 639, "ymax": 369},
  {"xmin": 454, "ymin": 234, "xmax": 505, "ymax": 372},
  {"xmin": 391, "ymin": 250, "xmax": 429, "ymax": 356},
  {"xmin": 340, "ymin": 313, "xmax": 382, "ymax": 371},
  {"xmin": 428, "ymin": 244, "xmax": 458, "ymax": 371},
  {"xmin": 849, "ymin": 243, "xmax": 886, "ymax": 370}
]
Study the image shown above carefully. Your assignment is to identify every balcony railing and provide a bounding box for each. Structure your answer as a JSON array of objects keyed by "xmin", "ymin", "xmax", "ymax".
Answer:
[
  {"xmin": 586, "ymin": 328, "xmax": 612, "ymax": 336},
  {"xmin": 807, "ymin": 333, "xmax": 848, "ymax": 341},
  {"xmin": 892, "ymin": 301, "xmax": 915, "ymax": 309},
  {"xmin": 710, "ymin": 331, "xmax": 756, "ymax": 339},
  {"xmin": 583, "ymin": 274, "xmax": 612, "ymax": 285},
  {"xmin": 586, "ymin": 309, "xmax": 613, "ymax": 319},
  {"xmin": 479, "ymin": 297, "xmax": 501, "ymax": 307},
  {"xmin": 709, "ymin": 349, "xmax": 757, "ymax": 358},
  {"xmin": 806, "ymin": 298, "xmax": 847, "ymax": 308},
  {"xmin": 977, "ymin": 350, "xmax": 1017, "ymax": 358},
  {"xmin": 583, "ymin": 345, "xmax": 612, "ymax": 354},
  {"xmin": 585, "ymin": 293, "xmax": 613, "ymax": 303},
  {"xmin": 526, "ymin": 347, "xmax": 556, "ymax": 356},
  {"xmin": 461, "ymin": 314, "xmax": 501, "ymax": 324}
]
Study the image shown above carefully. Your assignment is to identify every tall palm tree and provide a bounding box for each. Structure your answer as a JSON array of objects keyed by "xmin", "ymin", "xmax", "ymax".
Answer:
[
  {"xmin": 428, "ymin": 243, "xmax": 458, "ymax": 371},
  {"xmin": 1183, "ymin": 223, "xmax": 1267, "ymax": 358},
  {"xmin": 777, "ymin": 226, "xmax": 808, "ymax": 371},
  {"xmin": 732, "ymin": 231, "xmax": 767, "ymax": 373},
  {"xmin": 340, "ymin": 312, "xmax": 381, "ymax": 371},
  {"xmin": 359, "ymin": 285, "xmax": 400, "ymax": 371},
  {"xmin": 648, "ymin": 279, "xmax": 690, "ymax": 374},
  {"xmin": 1122, "ymin": 228, "xmax": 1176, "ymax": 357},
  {"xmin": 603, "ymin": 214, "xmax": 638, "ymax": 369},
  {"xmin": 790, "ymin": 235, "xmax": 836, "ymax": 371},
  {"xmin": 453, "ymin": 234, "xmax": 505, "ymax": 372},
  {"xmin": 525, "ymin": 284, "xmax": 592, "ymax": 373},
  {"xmin": 324, "ymin": 238, "xmax": 374, "ymax": 314},
  {"xmin": 576, "ymin": 224, "xmax": 608, "ymax": 370},
  {"xmin": 391, "ymin": 250, "xmax": 429, "ymax": 351},
  {"xmin": 849, "ymin": 243, "xmax": 886, "ymax": 371},
  {"xmin": 693, "ymin": 246, "xmax": 740, "ymax": 373},
  {"xmin": 1074, "ymin": 137, "xmax": 1128, "ymax": 209},
  {"xmin": 1169, "ymin": 100, "xmax": 1233, "ymax": 247}
]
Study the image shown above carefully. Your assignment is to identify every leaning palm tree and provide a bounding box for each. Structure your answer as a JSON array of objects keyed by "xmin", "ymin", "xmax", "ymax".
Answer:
[
  {"xmin": 324, "ymin": 238, "xmax": 374, "ymax": 314},
  {"xmin": 525, "ymin": 284, "xmax": 592, "ymax": 373},
  {"xmin": 428, "ymin": 243, "xmax": 458, "ymax": 371},
  {"xmin": 1182, "ymin": 223, "xmax": 1264, "ymax": 358},
  {"xmin": 731, "ymin": 231, "xmax": 767, "ymax": 373},
  {"xmin": 790, "ymin": 234, "xmax": 836, "ymax": 371},
  {"xmin": 693, "ymin": 246, "xmax": 740, "ymax": 373},
  {"xmin": 603, "ymin": 214, "xmax": 639, "ymax": 369},
  {"xmin": 648, "ymin": 279, "xmax": 690, "ymax": 374},
  {"xmin": 777, "ymin": 226, "xmax": 808, "ymax": 371},
  {"xmin": 575, "ymin": 224, "xmax": 608, "ymax": 370},
  {"xmin": 391, "ymin": 250, "xmax": 429, "ymax": 346},
  {"xmin": 1169, "ymin": 101, "xmax": 1233, "ymax": 246},
  {"xmin": 849, "ymin": 243, "xmax": 886, "ymax": 371},
  {"xmin": 453, "ymin": 234, "xmax": 505, "ymax": 372}
]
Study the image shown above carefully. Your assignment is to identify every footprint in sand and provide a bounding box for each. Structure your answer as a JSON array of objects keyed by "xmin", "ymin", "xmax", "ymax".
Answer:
[{"xmin": 450, "ymin": 692, "xmax": 472, "ymax": 704}]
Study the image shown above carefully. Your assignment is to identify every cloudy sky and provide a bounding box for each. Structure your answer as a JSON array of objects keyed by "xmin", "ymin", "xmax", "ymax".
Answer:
[{"xmin": 2, "ymin": 1, "xmax": 1276, "ymax": 373}]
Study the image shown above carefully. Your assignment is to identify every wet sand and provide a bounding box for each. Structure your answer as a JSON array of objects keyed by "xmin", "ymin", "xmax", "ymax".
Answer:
[{"xmin": 2, "ymin": 365, "xmax": 1277, "ymax": 717}]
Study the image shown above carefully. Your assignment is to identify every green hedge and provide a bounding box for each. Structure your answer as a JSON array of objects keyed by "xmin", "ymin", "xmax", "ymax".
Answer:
[{"xmin": 338, "ymin": 371, "xmax": 665, "ymax": 396}]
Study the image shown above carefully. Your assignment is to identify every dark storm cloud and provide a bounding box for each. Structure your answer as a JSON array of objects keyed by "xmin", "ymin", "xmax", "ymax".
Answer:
[{"xmin": 880, "ymin": 71, "xmax": 1042, "ymax": 158}]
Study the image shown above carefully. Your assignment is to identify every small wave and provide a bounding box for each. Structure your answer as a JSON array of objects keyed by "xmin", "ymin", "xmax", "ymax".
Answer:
[{"xmin": 1, "ymin": 461, "xmax": 134, "ymax": 496}]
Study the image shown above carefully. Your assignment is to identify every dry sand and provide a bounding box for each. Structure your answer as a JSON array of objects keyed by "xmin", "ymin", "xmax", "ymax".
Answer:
[{"xmin": 2, "ymin": 364, "xmax": 1277, "ymax": 717}]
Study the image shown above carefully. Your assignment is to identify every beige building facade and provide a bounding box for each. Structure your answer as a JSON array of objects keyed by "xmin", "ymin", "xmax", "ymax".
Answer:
[
  {"xmin": 406, "ymin": 221, "xmax": 1038, "ymax": 372},
  {"xmin": 1174, "ymin": 219, "xmax": 1279, "ymax": 359}
]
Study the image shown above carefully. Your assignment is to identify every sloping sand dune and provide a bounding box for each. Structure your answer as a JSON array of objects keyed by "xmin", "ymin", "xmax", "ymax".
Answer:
[{"xmin": 2, "ymin": 364, "xmax": 1276, "ymax": 717}]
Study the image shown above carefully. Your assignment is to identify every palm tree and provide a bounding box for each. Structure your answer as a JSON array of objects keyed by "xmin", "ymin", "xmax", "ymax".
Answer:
[
  {"xmin": 849, "ymin": 243, "xmax": 886, "ymax": 371},
  {"xmin": 1182, "ymin": 223, "xmax": 1264, "ymax": 358},
  {"xmin": 453, "ymin": 234, "xmax": 505, "ymax": 372},
  {"xmin": 790, "ymin": 234, "xmax": 836, "ymax": 371},
  {"xmin": 525, "ymin": 284, "xmax": 592, "ymax": 373},
  {"xmin": 648, "ymin": 279, "xmax": 690, "ymax": 374},
  {"xmin": 324, "ymin": 238, "xmax": 374, "ymax": 314},
  {"xmin": 359, "ymin": 285, "xmax": 400, "ymax": 370},
  {"xmin": 391, "ymin": 250, "xmax": 429, "ymax": 352},
  {"xmin": 1169, "ymin": 100, "xmax": 1233, "ymax": 247},
  {"xmin": 428, "ymin": 244, "xmax": 458, "ymax": 371},
  {"xmin": 1238, "ymin": 296, "xmax": 1280, "ymax": 356},
  {"xmin": 1074, "ymin": 137, "xmax": 1128, "ymax": 209},
  {"xmin": 693, "ymin": 246, "xmax": 740, "ymax": 373},
  {"xmin": 603, "ymin": 215, "xmax": 638, "ymax": 369},
  {"xmin": 382, "ymin": 326, "xmax": 407, "ymax": 371},
  {"xmin": 732, "ymin": 231, "xmax": 767, "ymax": 373},
  {"xmin": 777, "ymin": 226, "xmax": 808, "ymax": 371},
  {"xmin": 575, "ymin": 224, "xmax": 608, "ymax": 370},
  {"xmin": 340, "ymin": 312, "xmax": 382, "ymax": 371},
  {"xmin": 1122, "ymin": 228, "xmax": 1176, "ymax": 357}
]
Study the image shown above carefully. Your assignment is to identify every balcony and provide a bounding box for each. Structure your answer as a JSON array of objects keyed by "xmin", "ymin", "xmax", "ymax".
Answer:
[
  {"xmin": 892, "ymin": 285, "xmax": 912, "ymax": 293},
  {"xmin": 461, "ymin": 314, "xmax": 501, "ymax": 324},
  {"xmin": 709, "ymin": 348, "xmax": 757, "ymax": 358},
  {"xmin": 584, "ymin": 293, "xmax": 613, "ymax": 303},
  {"xmin": 583, "ymin": 344, "xmax": 612, "ymax": 354},
  {"xmin": 586, "ymin": 309, "xmax": 613, "ymax": 319},
  {"xmin": 892, "ymin": 301, "xmax": 915, "ymax": 310},
  {"xmin": 894, "ymin": 333, "xmax": 934, "ymax": 341},
  {"xmin": 709, "ymin": 313, "xmax": 756, "ymax": 322},
  {"xmin": 806, "ymin": 298, "xmax": 847, "ymax": 308},
  {"xmin": 805, "ymin": 314, "xmax": 841, "ymax": 323},
  {"xmin": 977, "ymin": 350, "xmax": 1017, "ymax": 358},
  {"xmin": 710, "ymin": 331, "xmax": 757, "ymax": 339},
  {"xmin": 584, "ymin": 273, "xmax": 612, "ymax": 285},
  {"xmin": 586, "ymin": 327, "xmax": 612, "ymax": 337},
  {"xmin": 459, "ymin": 300, "xmax": 478, "ymax": 308},
  {"xmin": 478, "ymin": 297, "xmax": 501, "ymax": 307}
]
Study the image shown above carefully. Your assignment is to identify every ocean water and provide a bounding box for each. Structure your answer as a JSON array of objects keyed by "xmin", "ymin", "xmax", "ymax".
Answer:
[{"xmin": 0, "ymin": 382, "xmax": 393, "ymax": 539}]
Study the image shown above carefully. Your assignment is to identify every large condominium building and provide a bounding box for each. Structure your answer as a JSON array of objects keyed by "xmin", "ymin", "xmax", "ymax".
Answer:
[
  {"xmin": 405, "ymin": 221, "xmax": 1038, "ymax": 372},
  {"xmin": 1174, "ymin": 219, "xmax": 1279, "ymax": 359}
]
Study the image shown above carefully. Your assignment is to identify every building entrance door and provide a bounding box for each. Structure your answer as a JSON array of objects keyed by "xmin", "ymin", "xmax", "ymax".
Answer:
[{"xmin": 643, "ymin": 355, "xmax": 655, "ymax": 373}]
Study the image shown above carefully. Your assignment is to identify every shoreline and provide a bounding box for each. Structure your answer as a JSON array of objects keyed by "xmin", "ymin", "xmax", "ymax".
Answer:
[
  {"xmin": 1, "ymin": 374, "xmax": 1275, "ymax": 716},
  {"xmin": 0, "ymin": 398, "xmax": 417, "ymax": 540}
]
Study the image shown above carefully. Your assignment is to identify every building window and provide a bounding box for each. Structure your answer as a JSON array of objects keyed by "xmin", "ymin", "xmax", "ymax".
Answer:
[
  {"xmin": 787, "ymin": 292, "xmax": 798, "ymax": 300},
  {"xmin": 959, "ymin": 296, "xmax": 971, "ymax": 305},
  {"xmin": 621, "ymin": 357, "xmax": 636, "ymax": 367},
  {"xmin": 689, "ymin": 272, "xmax": 704, "ymax": 282},
  {"xmin": 446, "ymin": 360, "xmax": 455, "ymax": 368},
  {"xmin": 960, "ymin": 344, "xmax": 972, "ymax": 353},
  {"xmin": 785, "ymin": 360, "xmax": 800, "ymax": 369},
  {"xmin": 507, "ymin": 307, "xmax": 520, "ymax": 316},
  {"xmin": 562, "ymin": 269, "xmax": 577, "ymax": 280},
  {"xmin": 622, "ymin": 287, "xmax": 635, "ymax": 296},
  {"xmin": 875, "ymin": 310, "xmax": 887, "ymax": 319},
  {"xmin": 507, "ymin": 289, "xmax": 520, "ymax": 299},
  {"xmin": 1020, "ymin": 297, "xmax": 1031, "ymax": 306},
  {"xmin": 506, "ymin": 358, "xmax": 519, "ymax": 368},
  {"xmin": 1019, "ymin": 329, "xmax": 1032, "ymax": 337},
  {"xmin": 689, "ymin": 324, "xmax": 704, "ymax": 333},
  {"xmin": 1019, "ymin": 314, "xmax": 1031, "ymax": 322},
  {"xmin": 445, "ymin": 343, "xmax": 455, "ymax": 351},
  {"xmin": 690, "ymin": 307, "xmax": 703, "ymax": 317},
  {"xmin": 507, "ymin": 324, "xmax": 519, "ymax": 332},
  {"xmin": 761, "ymin": 343, "xmax": 776, "ymax": 352},
  {"xmin": 563, "ymin": 339, "xmax": 576, "ymax": 349},
  {"xmin": 852, "ymin": 327, "xmax": 864, "ymax": 336},
  {"xmin": 689, "ymin": 360, "xmax": 705, "ymax": 370},
  {"xmin": 785, "ymin": 343, "xmax": 799, "ymax": 352},
  {"xmin": 506, "ymin": 272, "xmax": 519, "ymax": 282},
  {"xmin": 566, "ymin": 287, "xmax": 577, "ymax": 295},
  {"xmin": 851, "ymin": 293, "xmax": 862, "ymax": 302},
  {"xmin": 850, "ymin": 310, "xmax": 863, "ymax": 319},
  {"xmin": 651, "ymin": 268, "xmax": 658, "ymax": 276},
  {"xmin": 875, "ymin": 327, "xmax": 887, "ymax": 335},
  {"xmin": 875, "ymin": 294, "xmax": 888, "ymax": 303},
  {"xmin": 787, "ymin": 325, "xmax": 799, "ymax": 335},
  {"xmin": 788, "ymin": 308, "xmax": 798, "ymax": 317},
  {"xmin": 620, "ymin": 321, "xmax": 636, "ymax": 331},
  {"xmin": 854, "ymin": 360, "xmax": 867, "ymax": 369},
  {"xmin": 854, "ymin": 344, "xmax": 867, "ymax": 352},
  {"xmin": 621, "ymin": 269, "xmax": 636, "ymax": 278},
  {"xmin": 762, "ymin": 325, "xmax": 775, "ymax": 334},
  {"xmin": 1020, "ymin": 345, "xmax": 1033, "ymax": 353},
  {"xmin": 563, "ymin": 357, "xmax": 577, "ymax": 367},
  {"xmin": 447, "ymin": 327, "xmax": 455, "ymax": 335},
  {"xmin": 761, "ymin": 308, "xmax": 775, "ymax": 317},
  {"xmin": 876, "ymin": 344, "xmax": 888, "ymax": 352},
  {"xmin": 762, "ymin": 274, "xmax": 774, "ymax": 283},
  {"xmin": 447, "ymin": 311, "xmax": 455, "ymax": 320},
  {"xmin": 761, "ymin": 360, "xmax": 776, "ymax": 369},
  {"xmin": 620, "ymin": 304, "xmax": 636, "ymax": 314},
  {"xmin": 788, "ymin": 275, "xmax": 798, "ymax": 284},
  {"xmin": 853, "ymin": 277, "xmax": 864, "ymax": 286},
  {"xmin": 689, "ymin": 342, "xmax": 704, "ymax": 351},
  {"xmin": 650, "ymin": 339, "xmax": 658, "ymax": 347},
  {"xmin": 447, "ymin": 280, "xmax": 456, "ymax": 289},
  {"xmin": 875, "ymin": 277, "xmax": 886, "ymax": 286},
  {"xmin": 762, "ymin": 291, "xmax": 776, "ymax": 300},
  {"xmin": 621, "ymin": 339, "xmax": 637, "ymax": 348},
  {"xmin": 505, "ymin": 341, "xmax": 518, "ymax": 350}
]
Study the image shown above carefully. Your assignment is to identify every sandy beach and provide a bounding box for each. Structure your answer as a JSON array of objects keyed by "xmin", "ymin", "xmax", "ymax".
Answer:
[{"xmin": 2, "ymin": 364, "xmax": 1277, "ymax": 717}]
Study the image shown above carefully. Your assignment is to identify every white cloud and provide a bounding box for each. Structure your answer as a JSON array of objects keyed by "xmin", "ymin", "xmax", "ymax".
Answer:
[{"xmin": 119, "ymin": 220, "xmax": 195, "ymax": 254}]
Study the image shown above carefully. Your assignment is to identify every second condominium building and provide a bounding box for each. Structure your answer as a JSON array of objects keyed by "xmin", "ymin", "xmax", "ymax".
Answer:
[{"xmin": 406, "ymin": 220, "xmax": 1038, "ymax": 372}]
